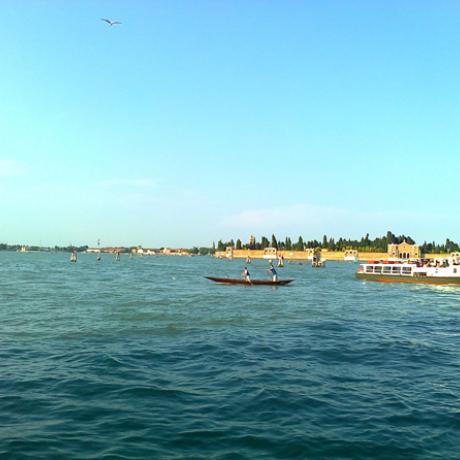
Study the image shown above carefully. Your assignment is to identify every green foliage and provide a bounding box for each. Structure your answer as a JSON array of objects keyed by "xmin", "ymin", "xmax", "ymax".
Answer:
[
  {"xmin": 293, "ymin": 236, "xmax": 304, "ymax": 251},
  {"xmin": 420, "ymin": 239, "xmax": 460, "ymax": 254},
  {"xmin": 260, "ymin": 236, "xmax": 270, "ymax": 249}
]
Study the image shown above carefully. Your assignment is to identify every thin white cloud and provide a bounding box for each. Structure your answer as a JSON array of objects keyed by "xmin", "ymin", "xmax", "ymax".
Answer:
[
  {"xmin": 98, "ymin": 178, "xmax": 157, "ymax": 189},
  {"xmin": 0, "ymin": 160, "xmax": 24, "ymax": 177},
  {"xmin": 221, "ymin": 204, "xmax": 345, "ymax": 229}
]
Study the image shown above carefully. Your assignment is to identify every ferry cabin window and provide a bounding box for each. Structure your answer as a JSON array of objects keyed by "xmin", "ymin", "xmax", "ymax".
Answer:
[
  {"xmin": 374, "ymin": 266, "xmax": 382, "ymax": 273},
  {"xmin": 365, "ymin": 266, "xmax": 373, "ymax": 273},
  {"xmin": 383, "ymin": 266, "xmax": 392, "ymax": 274},
  {"xmin": 402, "ymin": 267, "xmax": 412, "ymax": 275},
  {"xmin": 392, "ymin": 266, "xmax": 401, "ymax": 274}
]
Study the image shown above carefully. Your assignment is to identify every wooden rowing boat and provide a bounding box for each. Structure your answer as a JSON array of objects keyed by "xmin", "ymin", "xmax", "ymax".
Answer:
[{"xmin": 206, "ymin": 276, "xmax": 294, "ymax": 286}]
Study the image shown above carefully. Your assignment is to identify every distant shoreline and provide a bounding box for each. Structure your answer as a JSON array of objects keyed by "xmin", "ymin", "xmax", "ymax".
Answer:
[
  {"xmin": 2, "ymin": 248, "xmax": 456, "ymax": 261},
  {"xmin": 214, "ymin": 248, "xmax": 459, "ymax": 261}
]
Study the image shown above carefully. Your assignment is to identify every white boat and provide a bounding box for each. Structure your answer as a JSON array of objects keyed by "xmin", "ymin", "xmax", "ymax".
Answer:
[
  {"xmin": 263, "ymin": 248, "xmax": 278, "ymax": 260},
  {"xmin": 344, "ymin": 250, "xmax": 358, "ymax": 262},
  {"xmin": 356, "ymin": 258, "xmax": 460, "ymax": 285}
]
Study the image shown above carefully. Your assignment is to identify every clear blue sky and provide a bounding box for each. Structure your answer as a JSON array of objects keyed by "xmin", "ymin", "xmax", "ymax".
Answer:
[{"xmin": 1, "ymin": 1, "xmax": 459, "ymax": 247}]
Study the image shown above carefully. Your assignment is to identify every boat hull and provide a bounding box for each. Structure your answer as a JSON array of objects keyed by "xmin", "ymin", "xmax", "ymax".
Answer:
[
  {"xmin": 206, "ymin": 276, "xmax": 293, "ymax": 286},
  {"xmin": 356, "ymin": 273, "xmax": 460, "ymax": 285}
]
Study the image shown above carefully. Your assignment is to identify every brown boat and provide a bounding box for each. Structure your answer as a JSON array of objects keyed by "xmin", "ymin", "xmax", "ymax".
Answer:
[{"xmin": 206, "ymin": 276, "xmax": 294, "ymax": 286}]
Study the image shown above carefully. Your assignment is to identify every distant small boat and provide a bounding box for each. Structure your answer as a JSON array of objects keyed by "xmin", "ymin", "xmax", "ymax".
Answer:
[
  {"xmin": 312, "ymin": 255, "xmax": 326, "ymax": 268},
  {"xmin": 206, "ymin": 276, "xmax": 293, "ymax": 286},
  {"xmin": 344, "ymin": 250, "xmax": 358, "ymax": 262},
  {"xmin": 312, "ymin": 260, "xmax": 326, "ymax": 268},
  {"xmin": 70, "ymin": 252, "xmax": 77, "ymax": 263}
]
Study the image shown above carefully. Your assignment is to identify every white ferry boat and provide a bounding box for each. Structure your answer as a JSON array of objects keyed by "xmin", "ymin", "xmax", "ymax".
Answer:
[
  {"xmin": 356, "ymin": 259, "xmax": 460, "ymax": 285},
  {"xmin": 344, "ymin": 249, "xmax": 358, "ymax": 262}
]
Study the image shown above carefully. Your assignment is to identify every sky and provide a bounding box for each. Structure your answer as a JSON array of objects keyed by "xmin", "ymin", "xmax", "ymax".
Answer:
[{"xmin": 1, "ymin": 1, "xmax": 459, "ymax": 247}]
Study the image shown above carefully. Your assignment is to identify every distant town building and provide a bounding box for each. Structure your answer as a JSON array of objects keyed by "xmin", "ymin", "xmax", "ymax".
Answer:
[
  {"xmin": 135, "ymin": 247, "xmax": 145, "ymax": 255},
  {"xmin": 263, "ymin": 247, "xmax": 277, "ymax": 259},
  {"xmin": 388, "ymin": 241, "xmax": 421, "ymax": 259},
  {"xmin": 225, "ymin": 246, "xmax": 234, "ymax": 259}
]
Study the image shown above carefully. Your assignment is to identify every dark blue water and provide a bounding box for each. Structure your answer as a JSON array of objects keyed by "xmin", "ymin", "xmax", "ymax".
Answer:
[{"xmin": 1, "ymin": 252, "xmax": 459, "ymax": 459}]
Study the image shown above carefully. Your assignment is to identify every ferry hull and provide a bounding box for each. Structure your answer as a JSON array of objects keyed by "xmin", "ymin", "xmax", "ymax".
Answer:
[{"xmin": 356, "ymin": 273, "xmax": 460, "ymax": 285}]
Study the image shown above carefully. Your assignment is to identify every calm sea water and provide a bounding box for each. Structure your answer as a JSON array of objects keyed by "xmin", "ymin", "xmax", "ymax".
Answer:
[{"xmin": 1, "ymin": 252, "xmax": 459, "ymax": 459}]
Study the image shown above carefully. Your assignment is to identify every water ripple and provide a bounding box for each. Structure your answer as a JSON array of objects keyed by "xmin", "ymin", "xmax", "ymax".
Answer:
[{"xmin": 1, "ymin": 253, "xmax": 459, "ymax": 459}]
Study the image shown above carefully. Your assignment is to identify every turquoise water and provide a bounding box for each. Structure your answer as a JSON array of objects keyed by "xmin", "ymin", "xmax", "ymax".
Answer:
[{"xmin": 1, "ymin": 252, "xmax": 459, "ymax": 459}]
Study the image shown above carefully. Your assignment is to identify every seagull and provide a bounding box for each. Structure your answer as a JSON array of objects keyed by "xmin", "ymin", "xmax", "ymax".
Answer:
[{"xmin": 101, "ymin": 18, "xmax": 122, "ymax": 26}]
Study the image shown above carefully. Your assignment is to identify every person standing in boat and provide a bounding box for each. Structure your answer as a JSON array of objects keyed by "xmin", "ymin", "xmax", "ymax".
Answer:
[
  {"xmin": 242, "ymin": 266, "xmax": 251, "ymax": 282},
  {"xmin": 277, "ymin": 255, "xmax": 284, "ymax": 267},
  {"xmin": 268, "ymin": 263, "xmax": 278, "ymax": 282}
]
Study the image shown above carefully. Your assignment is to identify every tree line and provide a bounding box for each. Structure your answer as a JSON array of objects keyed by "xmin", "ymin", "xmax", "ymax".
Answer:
[{"xmin": 215, "ymin": 231, "xmax": 460, "ymax": 253}]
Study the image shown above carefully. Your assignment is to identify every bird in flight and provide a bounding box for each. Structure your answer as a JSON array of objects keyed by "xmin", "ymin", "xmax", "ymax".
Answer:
[{"xmin": 101, "ymin": 18, "xmax": 122, "ymax": 26}]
